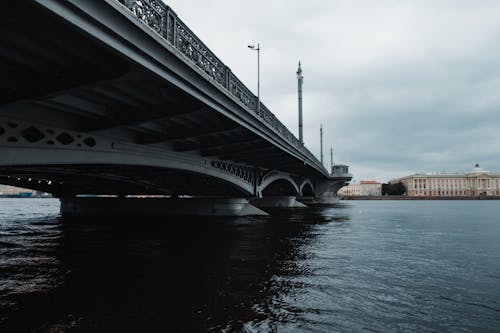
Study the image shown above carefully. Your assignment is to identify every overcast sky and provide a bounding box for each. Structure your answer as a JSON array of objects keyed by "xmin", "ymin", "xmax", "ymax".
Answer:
[{"xmin": 164, "ymin": 0, "xmax": 500, "ymax": 182}]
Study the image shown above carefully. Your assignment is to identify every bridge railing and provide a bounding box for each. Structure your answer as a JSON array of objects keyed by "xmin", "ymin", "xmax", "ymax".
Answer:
[{"xmin": 115, "ymin": 0, "xmax": 320, "ymax": 167}]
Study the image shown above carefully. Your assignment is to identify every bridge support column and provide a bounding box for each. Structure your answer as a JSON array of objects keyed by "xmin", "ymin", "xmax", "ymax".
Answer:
[
  {"xmin": 60, "ymin": 197, "xmax": 268, "ymax": 217},
  {"xmin": 249, "ymin": 196, "xmax": 307, "ymax": 209},
  {"xmin": 298, "ymin": 179, "xmax": 347, "ymax": 205},
  {"xmin": 298, "ymin": 195, "xmax": 339, "ymax": 205}
]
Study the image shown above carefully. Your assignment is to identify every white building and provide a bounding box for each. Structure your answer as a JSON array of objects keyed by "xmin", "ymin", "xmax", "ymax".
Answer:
[
  {"xmin": 390, "ymin": 164, "xmax": 500, "ymax": 197},
  {"xmin": 338, "ymin": 181, "xmax": 382, "ymax": 197}
]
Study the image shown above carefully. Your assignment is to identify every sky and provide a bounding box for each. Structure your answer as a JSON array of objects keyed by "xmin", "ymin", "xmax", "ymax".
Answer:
[{"xmin": 164, "ymin": 0, "xmax": 500, "ymax": 182}]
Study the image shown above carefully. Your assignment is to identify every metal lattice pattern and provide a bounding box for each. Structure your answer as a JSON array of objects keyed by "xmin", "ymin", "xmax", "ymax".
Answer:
[
  {"xmin": 210, "ymin": 160, "xmax": 254, "ymax": 185},
  {"xmin": 0, "ymin": 120, "xmax": 97, "ymax": 149},
  {"xmin": 228, "ymin": 73, "xmax": 256, "ymax": 110},
  {"xmin": 121, "ymin": 0, "xmax": 165, "ymax": 34},
  {"xmin": 115, "ymin": 0, "xmax": 319, "ymax": 162},
  {"xmin": 175, "ymin": 22, "xmax": 226, "ymax": 86}
]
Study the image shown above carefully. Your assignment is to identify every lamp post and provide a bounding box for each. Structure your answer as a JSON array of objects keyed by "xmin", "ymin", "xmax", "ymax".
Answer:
[
  {"xmin": 330, "ymin": 146, "xmax": 333, "ymax": 174},
  {"xmin": 248, "ymin": 43, "xmax": 260, "ymax": 115}
]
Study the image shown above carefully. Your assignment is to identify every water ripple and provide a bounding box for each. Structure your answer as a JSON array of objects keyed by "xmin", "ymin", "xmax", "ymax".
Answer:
[{"xmin": 0, "ymin": 199, "xmax": 499, "ymax": 332}]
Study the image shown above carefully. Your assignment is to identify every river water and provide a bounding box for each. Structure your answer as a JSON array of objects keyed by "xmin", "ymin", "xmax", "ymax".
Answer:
[{"xmin": 0, "ymin": 199, "xmax": 499, "ymax": 332}]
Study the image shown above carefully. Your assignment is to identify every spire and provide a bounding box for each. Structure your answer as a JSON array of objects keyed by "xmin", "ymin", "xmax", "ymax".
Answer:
[
  {"xmin": 297, "ymin": 61, "xmax": 304, "ymax": 144},
  {"xmin": 297, "ymin": 61, "xmax": 303, "ymax": 77},
  {"xmin": 320, "ymin": 124, "xmax": 323, "ymax": 166}
]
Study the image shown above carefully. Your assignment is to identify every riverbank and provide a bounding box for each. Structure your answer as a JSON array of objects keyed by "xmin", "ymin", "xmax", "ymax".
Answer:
[
  {"xmin": 340, "ymin": 195, "xmax": 500, "ymax": 200},
  {"xmin": 0, "ymin": 194, "xmax": 52, "ymax": 198}
]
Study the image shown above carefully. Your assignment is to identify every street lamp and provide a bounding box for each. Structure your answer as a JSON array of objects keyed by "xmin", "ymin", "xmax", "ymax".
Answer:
[{"xmin": 248, "ymin": 43, "xmax": 260, "ymax": 115}]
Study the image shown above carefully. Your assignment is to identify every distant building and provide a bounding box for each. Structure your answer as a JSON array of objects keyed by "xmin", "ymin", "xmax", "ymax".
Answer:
[
  {"xmin": 338, "ymin": 180, "xmax": 382, "ymax": 197},
  {"xmin": 390, "ymin": 164, "xmax": 500, "ymax": 197},
  {"xmin": 0, "ymin": 185, "xmax": 35, "ymax": 195},
  {"xmin": 0, "ymin": 185, "xmax": 51, "ymax": 198}
]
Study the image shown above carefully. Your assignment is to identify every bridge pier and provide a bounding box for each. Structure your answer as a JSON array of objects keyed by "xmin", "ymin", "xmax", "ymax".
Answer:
[
  {"xmin": 250, "ymin": 196, "xmax": 307, "ymax": 209},
  {"xmin": 297, "ymin": 195, "xmax": 339, "ymax": 206},
  {"xmin": 60, "ymin": 197, "xmax": 268, "ymax": 217},
  {"xmin": 300, "ymin": 177, "xmax": 348, "ymax": 205}
]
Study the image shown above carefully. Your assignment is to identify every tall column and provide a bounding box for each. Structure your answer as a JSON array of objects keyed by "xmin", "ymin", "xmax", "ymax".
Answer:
[
  {"xmin": 297, "ymin": 62, "xmax": 304, "ymax": 144},
  {"xmin": 320, "ymin": 124, "xmax": 324, "ymax": 166},
  {"xmin": 257, "ymin": 43, "xmax": 260, "ymax": 115}
]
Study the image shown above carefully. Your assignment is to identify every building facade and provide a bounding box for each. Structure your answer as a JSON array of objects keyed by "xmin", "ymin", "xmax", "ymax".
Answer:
[
  {"xmin": 0, "ymin": 185, "xmax": 34, "ymax": 195},
  {"xmin": 390, "ymin": 164, "xmax": 500, "ymax": 197},
  {"xmin": 338, "ymin": 181, "xmax": 382, "ymax": 197}
]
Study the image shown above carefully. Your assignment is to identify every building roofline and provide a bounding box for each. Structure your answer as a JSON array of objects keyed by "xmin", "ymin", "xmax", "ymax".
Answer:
[{"xmin": 390, "ymin": 172, "xmax": 500, "ymax": 183}]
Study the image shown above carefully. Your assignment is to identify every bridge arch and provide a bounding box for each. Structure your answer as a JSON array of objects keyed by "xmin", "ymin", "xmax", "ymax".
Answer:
[
  {"xmin": 0, "ymin": 137, "xmax": 256, "ymax": 197},
  {"xmin": 300, "ymin": 180, "xmax": 315, "ymax": 197},
  {"xmin": 259, "ymin": 174, "xmax": 300, "ymax": 197}
]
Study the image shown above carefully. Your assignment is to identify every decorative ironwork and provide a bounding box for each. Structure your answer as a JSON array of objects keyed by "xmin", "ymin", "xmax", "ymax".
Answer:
[
  {"xmin": 174, "ymin": 21, "xmax": 226, "ymax": 86},
  {"xmin": 120, "ymin": 0, "xmax": 165, "ymax": 34},
  {"xmin": 114, "ymin": 0, "xmax": 320, "ymax": 166},
  {"xmin": 0, "ymin": 120, "xmax": 97, "ymax": 149},
  {"xmin": 228, "ymin": 73, "xmax": 256, "ymax": 110},
  {"xmin": 166, "ymin": 12, "xmax": 175, "ymax": 45},
  {"xmin": 210, "ymin": 160, "xmax": 255, "ymax": 185}
]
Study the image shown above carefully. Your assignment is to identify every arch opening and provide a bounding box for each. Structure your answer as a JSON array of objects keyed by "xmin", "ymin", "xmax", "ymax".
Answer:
[
  {"xmin": 301, "ymin": 182, "xmax": 315, "ymax": 196},
  {"xmin": 261, "ymin": 179, "xmax": 297, "ymax": 197}
]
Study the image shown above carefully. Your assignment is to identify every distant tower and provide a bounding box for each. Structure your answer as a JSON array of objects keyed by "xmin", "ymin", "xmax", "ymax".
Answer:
[
  {"xmin": 297, "ymin": 61, "xmax": 304, "ymax": 144},
  {"xmin": 320, "ymin": 124, "xmax": 324, "ymax": 166}
]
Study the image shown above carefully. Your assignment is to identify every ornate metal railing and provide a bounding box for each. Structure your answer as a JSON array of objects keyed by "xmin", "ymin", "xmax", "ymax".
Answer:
[{"xmin": 116, "ymin": 0, "xmax": 319, "ymax": 164}]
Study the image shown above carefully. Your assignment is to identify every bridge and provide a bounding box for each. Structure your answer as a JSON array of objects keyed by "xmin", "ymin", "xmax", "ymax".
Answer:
[{"xmin": 0, "ymin": 0, "xmax": 351, "ymax": 216}]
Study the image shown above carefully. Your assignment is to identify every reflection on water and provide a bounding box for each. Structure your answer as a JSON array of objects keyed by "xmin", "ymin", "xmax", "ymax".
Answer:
[
  {"xmin": 1, "ymin": 199, "xmax": 500, "ymax": 332},
  {"xmin": 0, "ymin": 200, "xmax": 346, "ymax": 332}
]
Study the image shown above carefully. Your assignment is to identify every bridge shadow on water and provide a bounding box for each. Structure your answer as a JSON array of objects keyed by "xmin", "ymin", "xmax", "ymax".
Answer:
[{"xmin": 0, "ymin": 205, "xmax": 352, "ymax": 332}]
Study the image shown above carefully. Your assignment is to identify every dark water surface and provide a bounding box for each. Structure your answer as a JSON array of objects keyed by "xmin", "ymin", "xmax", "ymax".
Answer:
[{"xmin": 0, "ymin": 199, "xmax": 499, "ymax": 332}]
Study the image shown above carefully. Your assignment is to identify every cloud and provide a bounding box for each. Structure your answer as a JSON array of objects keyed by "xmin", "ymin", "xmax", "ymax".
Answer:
[{"xmin": 164, "ymin": 0, "xmax": 500, "ymax": 182}]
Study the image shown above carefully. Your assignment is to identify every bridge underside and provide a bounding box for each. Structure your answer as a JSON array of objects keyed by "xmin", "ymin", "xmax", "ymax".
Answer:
[{"xmin": 0, "ymin": 165, "xmax": 248, "ymax": 197}]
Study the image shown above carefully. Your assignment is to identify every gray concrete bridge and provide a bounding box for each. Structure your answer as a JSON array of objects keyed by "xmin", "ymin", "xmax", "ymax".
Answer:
[{"xmin": 0, "ymin": 0, "xmax": 351, "ymax": 215}]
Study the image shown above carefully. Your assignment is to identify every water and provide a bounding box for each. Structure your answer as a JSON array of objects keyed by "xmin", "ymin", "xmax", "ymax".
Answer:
[{"xmin": 0, "ymin": 199, "xmax": 499, "ymax": 332}]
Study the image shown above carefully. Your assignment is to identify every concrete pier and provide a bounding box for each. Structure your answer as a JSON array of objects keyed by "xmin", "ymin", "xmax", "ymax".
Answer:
[
  {"xmin": 250, "ymin": 196, "xmax": 308, "ymax": 208},
  {"xmin": 298, "ymin": 196, "xmax": 339, "ymax": 206},
  {"xmin": 60, "ymin": 197, "xmax": 268, "ymax": 217}
]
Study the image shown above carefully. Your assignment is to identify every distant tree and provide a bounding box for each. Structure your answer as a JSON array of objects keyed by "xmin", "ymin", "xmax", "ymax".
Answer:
[
  {"xmin": 382, "ymin": 182, "xmax": 406, "ymax": 195},
  {"xmin": 381, "ymin": 183, "xmax": 389, "ymax": 195},
  {"xmin": 393, "ymin": 182, "xmax": 406, "ymax": 195}
]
